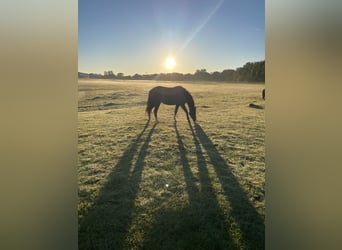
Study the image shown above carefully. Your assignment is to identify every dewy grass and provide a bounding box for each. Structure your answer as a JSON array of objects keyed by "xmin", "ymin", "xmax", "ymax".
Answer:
[{"xmin": 78, "ymin": 80, "xmax": 265, "ymax": 249}]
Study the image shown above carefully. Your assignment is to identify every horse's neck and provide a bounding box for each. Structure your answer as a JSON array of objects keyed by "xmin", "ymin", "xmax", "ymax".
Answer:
[{"xmin": 185, "ymin": 91, "xmax": 195, "ymax": 108}]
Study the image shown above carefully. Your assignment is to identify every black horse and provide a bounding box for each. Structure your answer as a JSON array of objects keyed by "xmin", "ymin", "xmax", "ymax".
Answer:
[{"xmin": 146, "ymin": 86, "xmax": 196, "ymax": 123}]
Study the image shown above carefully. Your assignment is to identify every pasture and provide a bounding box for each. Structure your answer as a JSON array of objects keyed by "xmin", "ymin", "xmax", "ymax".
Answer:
[{"xmin": 78, "ymin": 79, "xmax": 265, "ymax": 249}]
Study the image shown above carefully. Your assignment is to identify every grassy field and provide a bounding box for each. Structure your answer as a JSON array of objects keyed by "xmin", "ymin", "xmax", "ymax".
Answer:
[{"xmin": 78, "ymin": 79, "xmax": 265, "ymax": 249}]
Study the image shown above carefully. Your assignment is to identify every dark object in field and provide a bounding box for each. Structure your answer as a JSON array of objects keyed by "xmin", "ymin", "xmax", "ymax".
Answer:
[
  {"xmin": 262, "ymin": 88, "xmax": 265, "ymax": 100},
  {"xmin": 146, "ymin": 86, "xmax": 196, "ymax": 122},
  {"xmin": 249, "ymin": 103, "xmax": 264, "ymax": 109}
]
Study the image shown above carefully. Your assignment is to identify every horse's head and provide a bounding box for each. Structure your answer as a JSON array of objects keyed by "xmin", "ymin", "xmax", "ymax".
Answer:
[{"xmin": 189, "ymin": 106, "xmax": 196, "ymax": 122}]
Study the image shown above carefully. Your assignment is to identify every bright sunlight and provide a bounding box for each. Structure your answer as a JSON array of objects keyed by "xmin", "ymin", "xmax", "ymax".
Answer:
[{"xmin": 165, "ymin": 56, "xmax": 176, "ymax": 70}]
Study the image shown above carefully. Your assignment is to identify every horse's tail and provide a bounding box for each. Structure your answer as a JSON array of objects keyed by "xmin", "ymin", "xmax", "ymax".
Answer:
[
  {"xmin": 145, "ymin": 98, "xmax": 149, "ymax": 115},
  {"xmin": 145, "ymin": 90, "xmax": 153, "ymax": 115}
]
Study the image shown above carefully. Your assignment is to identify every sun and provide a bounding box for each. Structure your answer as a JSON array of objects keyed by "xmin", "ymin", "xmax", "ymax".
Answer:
[{"xmin": 165, "ymin": 56, "xmax": 176, "ymax": 70}]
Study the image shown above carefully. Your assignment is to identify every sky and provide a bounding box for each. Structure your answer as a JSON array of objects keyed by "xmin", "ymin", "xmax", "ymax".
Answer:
[{"xmin": 78, "ymin": 0, "xmax": 264, "ymax": 75}]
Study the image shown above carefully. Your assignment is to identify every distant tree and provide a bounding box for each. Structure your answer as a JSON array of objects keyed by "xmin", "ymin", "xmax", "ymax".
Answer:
[
  {"xmin": 257, "ymin": 61, "xmax": 265, "ymax": 82},
  {"xmin": 104, "ymin": 70, "xmax": 115, "ymax": 79},
  {"xmin": 184, "ymin": 73, "xmax": 194, "ymax": 81},
  {"xmin": 232, "ymin": 61, "xmax": 265, "ymax": 82},
  {"xmin": 132, "ymin": 73, "xmax": 142, "ymax": 80},
  {"xmin": 78, "ymin": 72, "xmax": 89, "ymax": 78},
  {"xmin": 211, "ymin": 71, "xmax": 223, "ymax": 81},
  {"xmin": 194, "ymin": 69, "xmax": 210, "ymax": 81},
  {"xmin": 91, "ymin": 60, "xmax": 264, "ymax": 83},
  {"xmin": 89, "ymin": 73, "xmax": 102, "ymax": 79},
  {"xmin": 221, "ymin": 69, "xmax": 235, "ymax": 82}
]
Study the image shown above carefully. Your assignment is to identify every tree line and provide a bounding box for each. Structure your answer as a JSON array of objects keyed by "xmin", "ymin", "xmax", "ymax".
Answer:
[{"xmin": 78, "ymin": 60, "xmax": 264, "ymax": 83}]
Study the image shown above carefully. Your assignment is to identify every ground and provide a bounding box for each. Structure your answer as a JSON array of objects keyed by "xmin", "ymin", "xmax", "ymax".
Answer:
[{"xmin": 78, "ymin": 79, "xmax": 265, "ymax": 249}]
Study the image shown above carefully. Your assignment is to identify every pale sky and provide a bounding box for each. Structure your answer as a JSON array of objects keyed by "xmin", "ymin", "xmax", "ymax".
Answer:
[{"xmin": 78, "ymin": 0, "xmax": 264, "ymax": 75}]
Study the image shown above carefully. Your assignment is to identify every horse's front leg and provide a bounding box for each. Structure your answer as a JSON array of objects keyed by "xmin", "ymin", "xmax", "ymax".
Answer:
[
  {"xmin": 180, "ymin": 104, "xmax": 190, "ymax": 121},
  {"xmin": 174, "ymin": 105, "xmax": 179, "ymax": 122}
]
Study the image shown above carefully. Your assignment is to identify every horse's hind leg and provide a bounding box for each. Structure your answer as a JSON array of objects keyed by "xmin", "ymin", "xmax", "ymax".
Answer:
[
  {"xmin": 180, "ymin": 104, "xmax": 190, "ymax": 121},
  {"xmin": 174, "ymin": 105, "xmax": 179, "ymax": 122},
  {"xmin": 154, "ymin": 103, "xmax": 160, "ymax": 123},
  {"xmin": 146, "ymin": 105, "xmax": 153, "ymax": 122}
]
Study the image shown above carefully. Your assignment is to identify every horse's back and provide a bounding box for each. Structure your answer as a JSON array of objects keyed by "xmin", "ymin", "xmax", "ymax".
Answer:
[
  {"xmin": 150, "ymin": 86, "xmax": 184, "ymax": 92},
  {"xmin": 148, "ymin": 86, "xmax": 187, "ymax": 105}
]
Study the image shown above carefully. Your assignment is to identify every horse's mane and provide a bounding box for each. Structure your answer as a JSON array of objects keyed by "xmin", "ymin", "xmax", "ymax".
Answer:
[{"xmin": 183, "ymin": 88, "xmax": 195, "ymax": 108}]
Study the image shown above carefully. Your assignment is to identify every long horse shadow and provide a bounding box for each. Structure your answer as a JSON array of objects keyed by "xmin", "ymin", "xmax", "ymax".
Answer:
[
  {"xmin": 141, "ymin": 123, "xmax": 235, "ymax": 249},
  {"xmin": 193, "ymin": 122, "xmax": 265, "ymax": 249},
  {"xmin": 78, "ymin": 121, "xmax": 156, "ymax": 249},
  {"xmin": 175, "ymin": 123, "xmax": 237, "ymax": 249}
]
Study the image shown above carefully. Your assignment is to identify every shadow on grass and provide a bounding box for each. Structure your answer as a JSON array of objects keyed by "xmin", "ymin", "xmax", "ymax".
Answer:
[
  {"xmin": 141, "ymin": 122, "xmax": 235, "ymax": 249},
  {"xmin": 79, "ymin": 120, "xmax": 264, "ymax": 249},
  {"xmin": 193, "ymin": 122, "xmax": 265, "ymax": 249},
  {"xmin": 78, "ymin": 121, "xmax": 156, "ymax": 249}
]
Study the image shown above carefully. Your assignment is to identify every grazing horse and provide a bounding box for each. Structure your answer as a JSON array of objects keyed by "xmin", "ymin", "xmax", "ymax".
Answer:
[{"xmin": 146, "ymin": 86, "xmax": 196, "ymax": 123}]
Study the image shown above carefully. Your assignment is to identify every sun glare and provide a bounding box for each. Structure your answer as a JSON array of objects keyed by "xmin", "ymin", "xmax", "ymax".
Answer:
[{"xmin": 165, "ymin": 56, "xmax": 176, "ymax": 70}]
